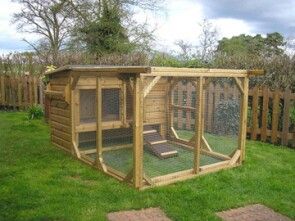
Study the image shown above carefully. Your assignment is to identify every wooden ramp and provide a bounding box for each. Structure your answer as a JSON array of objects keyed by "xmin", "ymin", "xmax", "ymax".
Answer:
[{"xmin": 143, "ymin": 126, "xmax": 178, "ymax": 159}]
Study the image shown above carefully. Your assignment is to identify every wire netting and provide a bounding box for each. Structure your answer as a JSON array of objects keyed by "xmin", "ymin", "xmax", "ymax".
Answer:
[
  {"xmin": 203, "ymin": 78, "xmax": 241, "ymax": 156},
  {"xmin": 76, "ymin": 75, "xmax": 243, "ymax": 183},
  {"xmin": 142, "ymin": 76, "xmax": 242, "ymax": 179},
  {"xmin": 77, "ymin": 82, "xmax": 134, "ymax": 178}
]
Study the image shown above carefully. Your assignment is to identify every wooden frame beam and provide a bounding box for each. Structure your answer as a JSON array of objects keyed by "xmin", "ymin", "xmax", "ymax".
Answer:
[
  {"xmin": 234, "ymin": 77, "xmax": 244, "ymax": 95},
  {"xmin": 96, "ymin": 76, "xmax": 107, "ymax": 172},
  {"xmin": 194, "ymin": 77, "xmax": 203, "ymax": 174},
  {"xmin": 80, "ymin": 144, "xmax": 132, "ymax": 155},
  {"xmin": 142, "ymin": 72, "xmax": 248, "ymax": 78},
  {"xmin": 171, "ymin": 127, "xmax": 179, "ymax": 139},
  {"xmin": 123, "ymin": 169, "xmax": 134, "ymax": 183},
  {"xmin": 71, "ymin": 74, "xmax": 80, "ymax": 90},
  {"xmin": 143, "ymin": 76, "xmax": 161, "ymax": 97},
  {"xmin": 238, "ymin": 77, "xmax": 249, "ymax": 162},
  {"xmin": 133, "ymin": 76, "xmax": 143, "ymax": 188},
  {"xmin": 201, "ymin": 136, "xmax": 213, "ymax": 152},
  {"xmin": 143, "ymin": 173, "xmax": 154, "ymax": 186},
  {"xmin": 229, "ymin": 150, "xmax": 241, "ymax": 165},
  {"xmin": 70, "ymin": 75, "xmax": 81, "ymax": 159}
]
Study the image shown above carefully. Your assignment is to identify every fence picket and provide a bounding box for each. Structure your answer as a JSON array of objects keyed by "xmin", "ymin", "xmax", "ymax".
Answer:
[
  {"xmin": 271, "ymin": 89, "xmax": 280, "ymax": 144},
  {"xmin": 175, "ymin": 83, "xmax": 294, "ymax": 147},
  {"xmin": 282, "ymin": 89, "xmax": 291, "ymax": 146},
  {"xmin": 33, "ymin": 76, "xmax": 38, "ymax": 104},
  {"xmin": 0, "ymin": 75, "xmax": 44, "ymax": 109},
  {"xmin": 261, "ymin": 87, "xmax": 269, "ymax": 141},
  {"xmin": 251, "ymin": 86, "xmax": 259, "ymax": 140},
  {"xmin": 17, "ymin": 76, "xmax": 22, "ymax": 109}
]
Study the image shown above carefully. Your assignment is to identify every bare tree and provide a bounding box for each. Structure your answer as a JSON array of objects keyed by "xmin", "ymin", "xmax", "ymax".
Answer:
[
  {"xmin": 12, "ymin": 0, "xmax": 74, "ymax": 65},
  {"xmin": 285, "ymin": 37, "xmax": 295, "ymax": 57},
  {"xmin": 175, "ymin": 40, "xmax": 193, "ymax": 61},
  {"xmin": 197, "ymin": 19, "xmax": 218, "ymax": 61}
]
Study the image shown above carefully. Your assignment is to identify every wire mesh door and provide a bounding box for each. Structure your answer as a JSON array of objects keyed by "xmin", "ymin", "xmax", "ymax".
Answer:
[
  {"xmin": 142, "ymin": 77, "xmax": 195, "ymax": 180},
  {"xmin": 101, "ymin": 80, "xmax": 134, "ymax": 180},
  {"xmin": 76, "ymin": 77, "xmax": 134, "ymax": 182},
  {"xmin": 203, "ymin": 77, "xmax": 242, "ymax": 160}
]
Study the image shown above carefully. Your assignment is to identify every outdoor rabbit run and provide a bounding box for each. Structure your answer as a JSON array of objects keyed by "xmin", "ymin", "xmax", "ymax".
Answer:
[{"xmin": 45, "ymin": 66, "xmax": 263, "ymax": 189}]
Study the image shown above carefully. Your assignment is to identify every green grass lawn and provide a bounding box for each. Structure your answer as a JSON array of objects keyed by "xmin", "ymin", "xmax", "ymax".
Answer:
[
  {"xmin": 0, "ymin": 111, "xmax": 294, "ymax": 221},
  {"xmin": 177, "ymin": 130, "xmax": 238, "ymax": 155}
]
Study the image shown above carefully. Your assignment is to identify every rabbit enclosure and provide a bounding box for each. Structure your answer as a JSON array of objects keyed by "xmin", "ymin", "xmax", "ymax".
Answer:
[{"xmin": 45, "ymin": 66, "xmax": 262, "ymax": 189}]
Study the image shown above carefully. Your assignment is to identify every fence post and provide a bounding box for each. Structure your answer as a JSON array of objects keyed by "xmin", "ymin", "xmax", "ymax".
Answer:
[
  {"xmin": 12, "ymin": 77, "xmax": 17, "ymax": 110},
  {"xmin": 251, "ymin": 86, "xmax": 259, "ymax": 140},
  {"xmin": 271, "ymin": 89, "xmax": 280, "ymax": 144},
  {"xmin": 261, "ymin": 86, "xmax": 269, "ymax": 141},
  {"xmin": 17, "ymin": 76, "xmax": 22, "ymax": 109},
  {"xmin": 282, "ymin": 89, "xmax": 291, "ymax": 146},
  {"xmin": 28, "ymin": 75, "xmax": 32, "ymax": 105},
  {"xmin": 34, "ymin": 76, "xmax": 38, "ymax": 104},
  {"xmin": 0, "ymin": 76, "xmax": 4, "ymax": 105},
  {"xmin": 39, "ymin": 78, "xmax": 44, "ymax": 106},
  {"xmin": 23, "ymin": 76, "xmax": 28, "ymax": 109}
]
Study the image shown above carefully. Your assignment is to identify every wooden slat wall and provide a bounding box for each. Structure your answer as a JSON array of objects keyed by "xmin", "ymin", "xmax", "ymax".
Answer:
[
  {"xmin": 49, "ymin": 77, "xmax": 72, "ymax": 151},
  {"xmin": 0, "ymin": 75, "xmax": 44, "ymax": 109},
  {"xmin": 144, "ymin": 78, "xmax": 169, "ymax": 137}
]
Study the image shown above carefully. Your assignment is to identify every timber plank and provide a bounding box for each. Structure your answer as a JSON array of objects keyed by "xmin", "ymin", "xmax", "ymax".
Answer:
[
  {"xmin": 271, "ymin": 89, "xmax": 280, "ymax": 144},
  {"xmin": 261, "ymin": 87, "xmax": 269, "ymax": 141}
]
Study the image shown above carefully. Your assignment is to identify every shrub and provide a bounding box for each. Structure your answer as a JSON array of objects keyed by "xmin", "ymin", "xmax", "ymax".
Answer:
[
  {"xmin": 27, "ymin": 105, "xmax": 44, "ymax": 120},
  {"xmin": 214, "ymin": 100, "xmax": 240, "ymax": 136}
]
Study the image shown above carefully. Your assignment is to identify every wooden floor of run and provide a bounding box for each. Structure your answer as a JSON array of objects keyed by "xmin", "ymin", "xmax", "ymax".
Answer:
[{"xmin": 83, "ymin": 143, "xmax": 224, "ymax": 178}]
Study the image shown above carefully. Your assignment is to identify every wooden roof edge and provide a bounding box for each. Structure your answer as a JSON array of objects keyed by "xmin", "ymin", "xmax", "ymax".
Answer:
[
  {"xmin": 45, "ymin": 65, "xmax": 152, "ymax": 75},
  {"xmin": 247, "ymin": 69, "xmax": 265, "ymax": 76},
  {"xmin": 45, "ymin": 65, "xmax": 264, "ymax": 77},
  {"xmin": 150, "ymin": 67, "xmax": 249, "ymax": 74}
]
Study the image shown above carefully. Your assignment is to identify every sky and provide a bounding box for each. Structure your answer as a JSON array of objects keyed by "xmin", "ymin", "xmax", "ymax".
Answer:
[{"xmin": 0, "ymin": 0, "xmax": 294, "ymax": 54}]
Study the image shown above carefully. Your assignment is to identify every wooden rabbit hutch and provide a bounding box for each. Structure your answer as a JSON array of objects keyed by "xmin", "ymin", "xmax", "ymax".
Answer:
[{"xmin": 45, "ymin": 65, "xmax": 263, "ymax": 189}]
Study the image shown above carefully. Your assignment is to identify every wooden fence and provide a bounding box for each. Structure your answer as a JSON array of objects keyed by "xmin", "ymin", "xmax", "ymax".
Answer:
[
  {"xmin": 175, "ymin": 83, "xmax": 295, "ymax": 147},
  {"xmin": 247, "ymin": 86, "xmax": 295, "ymax": 147},
  {"xmin": 0, "ymin": 75, "xmax": 44, "ymax": 109}
]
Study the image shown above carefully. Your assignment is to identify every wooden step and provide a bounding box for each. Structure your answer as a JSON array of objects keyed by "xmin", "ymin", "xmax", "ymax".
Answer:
[
  {"xmin": 150, "ymin": 140, "xmax": 167, "ymax": 145},
  {"xmin": 143, "ymin": 129, "xmax": 157, "ymax": 134},
  {"xmin": 160, "ymin": 150, "xmax": 178, "ymax": 157}
]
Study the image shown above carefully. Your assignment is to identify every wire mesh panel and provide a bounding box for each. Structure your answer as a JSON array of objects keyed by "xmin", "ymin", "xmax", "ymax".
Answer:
[
  {"xmin": 142, "ymin": 77, "xmax": 195, "ymax": 179},
  {"xmin": 75, "ymin": 74, "xmax": 244, "ymax": 187},
  {"xmin": 77, "ymin": 77, "xmax": 134, "ymax": 179},
  {"xmin": 80, "ymin": 89, "xmax": 96, "ymax": 123},
  {"xmin": 172, "ymin": 80, "xmax": 196, "ymax": 140},
  {"xmin": 203, "ymin": 77, "xmax": 241, "ymax": 157},
  {"xmin": 142, "ymin": 76, "xmax": 243, "ymax": 182},
  {"xmin": 100, "ymin": 80, "xmax": 134, "ymax": 177}
]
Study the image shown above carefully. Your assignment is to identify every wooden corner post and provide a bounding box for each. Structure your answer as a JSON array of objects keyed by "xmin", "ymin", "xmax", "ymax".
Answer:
[
  {"xmin": 133, "ymin": 75, "xmax": 143, "ymax": 188},
  {"xmin": 194, "ymin": 77, "xmax": 203, "ymax": 173},
  {"xmin": 238, "ymin": 77, "xmax": 249, "ymax": 162},
  {"xmin": 70, "ymin": 74, "xmax": 81, "ymax": 159},
  {"xmin": 96, "ymin": 76, "xmax": 106, "ymax": 171}
]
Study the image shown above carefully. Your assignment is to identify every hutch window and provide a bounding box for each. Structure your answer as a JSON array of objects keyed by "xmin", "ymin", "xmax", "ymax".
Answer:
[
  {"xmin": 102, "ymin": 88, "xmax": 120, "ymax": 121},
  {"xmin": 80, "ymin": 89, "xmax": 96, "ymax": 123}
]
